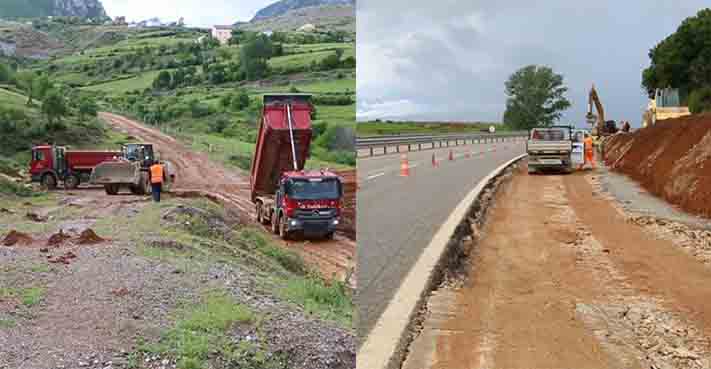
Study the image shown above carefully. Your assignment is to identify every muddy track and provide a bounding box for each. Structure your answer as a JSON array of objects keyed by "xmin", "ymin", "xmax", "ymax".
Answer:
[
  {"xmin": 404, "ymin": 163, "xmax": 711, "ymax": 369},
  {"xmin": 99, "ymin": 112, "xmax": 356, "ymax": 284}
]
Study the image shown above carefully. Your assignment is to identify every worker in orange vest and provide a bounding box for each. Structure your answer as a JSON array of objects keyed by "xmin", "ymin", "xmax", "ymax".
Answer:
[
  {"xmin": 584, "ymin": 133, "xmax": 596, "ymax": 169},
  {"xmin": 149, "ymin": 161, "xmax": 164, "ymax": 202}
]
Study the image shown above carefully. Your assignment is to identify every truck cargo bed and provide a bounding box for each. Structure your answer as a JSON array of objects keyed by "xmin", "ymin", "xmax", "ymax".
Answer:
[{"xmin": 250, "ymin": 94, "xmax": 313, "ymax": 201}]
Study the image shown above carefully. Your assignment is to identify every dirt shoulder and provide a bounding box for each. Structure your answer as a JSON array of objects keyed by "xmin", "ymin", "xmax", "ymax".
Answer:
[
  {"xmin": 404, "ymin": 163, "xmax": 711, "ymax": 369},
  {"xmin": 99, "ymin": 112, "xmax": 356, "ymax": 285}
]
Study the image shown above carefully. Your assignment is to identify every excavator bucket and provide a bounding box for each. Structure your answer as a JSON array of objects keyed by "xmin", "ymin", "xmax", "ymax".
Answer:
[{"xmin": 90, "ymin": 161, "xmax": 141, "ymax": 186}]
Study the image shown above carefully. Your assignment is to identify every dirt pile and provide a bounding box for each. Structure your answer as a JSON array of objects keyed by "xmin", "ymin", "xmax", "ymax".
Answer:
[
  {"xmin": 47, "ymin": 230, "xmax": 71, "ymax": 246},
  {"xmin": 2, "ymin": 230, "xmax": 33, "ymax": 246},
  {"xmin": 603, "ymin": 113, "xmax": 711, "ymax": 218},
  {"xmin": 336, "ymin": 169, "xmax": 356, "ymax": 239},
  {"xmin": 77, "ymin": 229, "xmax": 105, "ymax": 245}
]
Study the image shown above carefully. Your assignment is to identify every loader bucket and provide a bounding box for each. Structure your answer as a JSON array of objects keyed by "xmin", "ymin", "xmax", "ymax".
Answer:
[{"xmin": 90, "ymin": 161, "xmax": 140, "ymax": 186}]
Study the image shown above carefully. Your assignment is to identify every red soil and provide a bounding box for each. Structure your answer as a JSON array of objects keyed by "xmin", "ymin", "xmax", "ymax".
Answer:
[
  {"xmin": 2, "ymin": 230, "xmax": 33, "ymax": 246},
  {"xmin": 603, "ymin": 113, "xmax": 711, "ymax": 218},
  {"xmin": 77, "ymin": 229, "xmax": 105, "ymax": 245}
]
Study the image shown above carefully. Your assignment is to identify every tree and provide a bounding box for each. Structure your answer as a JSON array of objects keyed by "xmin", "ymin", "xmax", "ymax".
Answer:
[
  {"xmin": 16, "ymin": 71, "xmax": 36, "ymax": 105},
  {"xmin": 503, "ymin": 65, "xmax": 571, "ymax": 130},
  {"xmin": 642, "ymin": 9, "xmax": 711, "ymax": 99},
  {"xmin": 153, "ymin": 70, "xmax": 172, "ymax": 90},
  {"xmin": 78, "ymin": 96, "xmax": 98, "ymax": 122},
  {"xmin": 688, "ymin": 87, "xmax": 711, "ymax": 114},
  {"xmin": 239, "ymin": 34, "xmax": 274, "ymax": 80},
  {"xmin": 42, "ymin": 90, "xmax": 68, "ymax": 127},
  {"xmin": 0, "ymin": 64, "xmax": 13, "ymax": 83}
]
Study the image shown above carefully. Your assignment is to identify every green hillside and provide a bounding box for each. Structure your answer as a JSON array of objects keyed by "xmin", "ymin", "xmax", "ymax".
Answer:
[{"xmin": 1, "ymin": 21, "xmax": 356, "ymax": 175}]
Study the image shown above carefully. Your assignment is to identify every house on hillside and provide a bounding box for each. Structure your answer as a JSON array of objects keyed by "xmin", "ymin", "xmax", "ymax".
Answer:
[
  {"xmin": 212, "ymin": 25, "xmax": 233, "ymax": 45},
  {"xmin": 297, "ymin": 23, "xmax": 316, "ymax": 32}
]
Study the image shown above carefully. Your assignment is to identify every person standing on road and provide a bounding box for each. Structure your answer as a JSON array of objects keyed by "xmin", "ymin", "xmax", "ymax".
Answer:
[
  {"xmin": 149, "ymin": 161, "xmax": 164, "ymax": 202},
  {"xmin": 584, "ymin": 133, "xmax": 596, "ymax": 169}
]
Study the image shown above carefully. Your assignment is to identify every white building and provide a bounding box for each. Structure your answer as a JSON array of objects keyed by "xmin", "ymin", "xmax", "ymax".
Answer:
[
  {"xmin": 211, "ymin": 25, "xmax": 233, "ymax": 45},
  {"xmin": 297, "ymin": 23, "xmax": 316, "ymax": 32}
]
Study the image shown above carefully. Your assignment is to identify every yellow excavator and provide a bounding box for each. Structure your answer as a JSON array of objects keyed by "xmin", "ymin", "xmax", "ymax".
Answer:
[{"xmin": 585, "ymin": 84, "xmax": 618, "ymax": 144}]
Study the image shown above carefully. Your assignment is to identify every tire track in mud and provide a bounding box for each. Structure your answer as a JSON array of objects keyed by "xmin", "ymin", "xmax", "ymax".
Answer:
[
  {"xmin": 405, "ymin": 165, "xmax": 711, "ymax": 369},
  {"xmin": 98, "ymin": 112, "xmax": 356, "ymax": 284}
]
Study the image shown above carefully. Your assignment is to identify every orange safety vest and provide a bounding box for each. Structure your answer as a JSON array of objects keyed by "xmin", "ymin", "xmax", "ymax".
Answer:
[
  {"xmin": 150, "ymin": 164, "xmax": 164, "ymax": 184},
  {"xmin": 584, "ymin": 137, "xmax": 594, "ymax": 152}
]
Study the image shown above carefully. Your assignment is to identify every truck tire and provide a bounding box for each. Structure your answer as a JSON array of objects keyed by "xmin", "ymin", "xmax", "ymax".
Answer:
[
  {"xmin": 105, "ymin": 184, "xmax": 120, "ymax": 195},
  {"xmin": 129, "ymin": 185, "xmax": 141, "ymax": 195},
  {"xmin": 324, "ymin": 232, "xmax": 335, "ymax": 240},
  {"xmin": 271, "ymin": 212, "xmax": 279, "ymax": 234},
  {"xmin": 64, "ymin": 174, "xmax": 80, "ymax": 190},
  {"xmin": 41, "ymin": 173, "xmax": 58, "ymax": 190},
  {"xmin": 256, "ymin": 203, "xmax": 265, "ymax": 224},
  {"xmin": 279, "ymin": 217, "xmax": 291, "ymax": 240}
]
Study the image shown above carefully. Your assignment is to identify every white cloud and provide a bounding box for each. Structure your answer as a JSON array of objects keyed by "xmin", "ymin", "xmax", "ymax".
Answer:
[{"xmin": 357, "ymin": 0, "xmax": 710, "ymax": 126}]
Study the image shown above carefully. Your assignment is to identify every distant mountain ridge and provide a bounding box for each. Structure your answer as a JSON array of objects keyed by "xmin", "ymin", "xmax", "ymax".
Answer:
[
  {"xmin": 251, "ymin": 0, "xmax": 354, "ymax": 21},
  {"xmin": 0, "ymin": 0, "xmax": 107, "ymax": 19}
]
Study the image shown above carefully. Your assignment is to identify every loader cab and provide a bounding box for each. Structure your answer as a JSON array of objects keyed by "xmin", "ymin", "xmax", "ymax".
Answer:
[{"xmin": 122, "ymin": 143, "xmax": 155, "ymax": 167}]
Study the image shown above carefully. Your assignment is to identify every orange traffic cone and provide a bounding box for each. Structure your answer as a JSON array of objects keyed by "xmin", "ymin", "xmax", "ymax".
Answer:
[
  {"xmin": 400, "ymin": 154, "xmax": 410, "ymax": 176},
  {"xmin": 448, "ymin": 150, "xmax": 454, "ymax": 161},
  {"xmin": 432, "ymin": 153, "xmax": 438, "ymax": 167}
]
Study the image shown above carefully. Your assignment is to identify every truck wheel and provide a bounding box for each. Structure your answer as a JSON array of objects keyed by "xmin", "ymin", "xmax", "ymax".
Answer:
[
  {"xmin": 279, "ymin": 217, "xmax": 291, "ymax": 240},
  {"xmin": 41, "ymin": 174, "xmax": 57, "ymax": 190},
  {"xmin": 129, "ymin": 185, "xmax": 140, "ymax": 195},
  {"xmin": 271, "ymin": 212, "xmax": 279, "ymax": 234},
  {"xmin": 105, "ymin": 184, "xmax": 119, "ymax": 195},
  {"xmin": 256, "ymin": 203, "xmax": 264, "ymax": 224},
  {"xmin": 64, "ymin": 174, "xmax": 80, "ymax": 190},
  {"xmin": 324, "ymin": 232, "xmax": 334, "ymax": 240}
]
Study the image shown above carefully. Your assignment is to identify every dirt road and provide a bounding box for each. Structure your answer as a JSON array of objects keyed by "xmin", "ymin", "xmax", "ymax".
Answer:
[
  {"xmin": 99, "ymin": 112, "xmax": 355, "ymax": 283},
  {"xmin": 404, "ymin": 163, "xmax": 711, "ymax": 369}
]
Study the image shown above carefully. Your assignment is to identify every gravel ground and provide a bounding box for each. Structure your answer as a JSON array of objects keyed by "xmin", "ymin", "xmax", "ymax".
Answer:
[{"xmin": 0, "ymin": 193, "xmax": 355, "ymax": 369}]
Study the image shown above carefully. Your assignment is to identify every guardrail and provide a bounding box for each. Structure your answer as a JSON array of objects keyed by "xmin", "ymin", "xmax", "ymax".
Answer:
[{"xmin": 356, "ymin": 131, "xmax": 529, "ymax": 157}]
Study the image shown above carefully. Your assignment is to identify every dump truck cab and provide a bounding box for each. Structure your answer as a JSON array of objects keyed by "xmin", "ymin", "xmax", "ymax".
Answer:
[
  {"xmin": 29, "ymin": 145, "xmax": 65, "ymax": 185},
  {"xmin": 268, "ymin": 170, "xmax": 343, "ymax": 238},
  {"xmin": 251, "ymin": 93, "xmax": 344, "ymax": 240}
]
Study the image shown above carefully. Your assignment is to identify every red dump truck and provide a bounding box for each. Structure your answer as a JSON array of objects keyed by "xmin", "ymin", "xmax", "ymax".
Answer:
[
  {"xmin": 251, "ymin": 94, "xmax": 343, "ymax": 240},
  {"xmin": 30, "ymin": 145, "xmax": 120, "ymax": 189}
]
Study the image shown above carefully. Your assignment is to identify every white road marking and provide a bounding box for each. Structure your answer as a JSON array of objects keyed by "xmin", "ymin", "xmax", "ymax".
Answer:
[{"xmin": 366, "ymin": 172, "xmax": 386, "ymax": 181}]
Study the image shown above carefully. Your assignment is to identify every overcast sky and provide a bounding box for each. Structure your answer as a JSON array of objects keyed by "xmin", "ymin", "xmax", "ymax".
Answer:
[
  {"xmin": 357, "ymin": 1, "xmax": 709, "ymax": 127},
  {"xmin": 101, "ymin": 0, "xmax": 274, "ymax": 27}
]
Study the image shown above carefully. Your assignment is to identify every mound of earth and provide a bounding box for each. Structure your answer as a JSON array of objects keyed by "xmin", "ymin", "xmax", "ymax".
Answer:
[
  {"xmin": 47, "ymin": 229, "xmax": 71, "ymax": 246},
  {"xmin": 77, "ymin": 229, "xmax": 105, "ymax": 244},
  {"xmin": 603, "ymin": 113, "xmax": 711, "ymax": 218},
  {"xmin": 2, "ymin": 230, "xmax": 33, "ymax": 246}
]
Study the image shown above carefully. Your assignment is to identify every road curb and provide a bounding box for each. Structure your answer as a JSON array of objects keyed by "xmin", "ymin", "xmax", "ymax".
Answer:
[{"xmin": 356, "ymin": 153, "xmax": 527, "ymax": 369}]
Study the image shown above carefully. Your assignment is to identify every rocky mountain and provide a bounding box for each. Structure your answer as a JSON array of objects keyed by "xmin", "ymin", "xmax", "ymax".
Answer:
[
  {"xmin": 0, "ymin": 0, "xmax": 107, "ymax": 19},
  {"xmin": 251, "ymin": 0, "xmax": 354, "ymax": 21}
]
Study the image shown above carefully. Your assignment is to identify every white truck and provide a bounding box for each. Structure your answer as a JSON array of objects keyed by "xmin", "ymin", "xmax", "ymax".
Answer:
[{"xmin": 526, "ymin": 126, "xmax": 573, "ymax": 174}]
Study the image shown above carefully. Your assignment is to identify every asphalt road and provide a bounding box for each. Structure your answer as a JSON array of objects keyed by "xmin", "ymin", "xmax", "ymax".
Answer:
[{"xmin": 356, "ymin": 138, "xmax": 527, "ymax": 340}]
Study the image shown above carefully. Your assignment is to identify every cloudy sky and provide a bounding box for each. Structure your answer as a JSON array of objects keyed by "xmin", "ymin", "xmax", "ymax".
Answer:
[
  {"xmin": 101, "ymin": 0, "xmax": 274, "ymax": 27},
  {"xmin": 357, "ymin": 1, "xmax": 709, "ymax": 127}
]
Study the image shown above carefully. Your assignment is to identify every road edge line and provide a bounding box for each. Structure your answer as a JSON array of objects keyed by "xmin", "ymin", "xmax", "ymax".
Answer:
[{"xmin": 356, "ymin": 153, "xmax": 527, "ymax": 369}]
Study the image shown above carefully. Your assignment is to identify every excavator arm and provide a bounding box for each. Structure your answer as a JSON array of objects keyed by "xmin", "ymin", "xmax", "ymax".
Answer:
[{"xmin": 586, "ymin": 85, "xmax": 605, "ymax": 136}]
